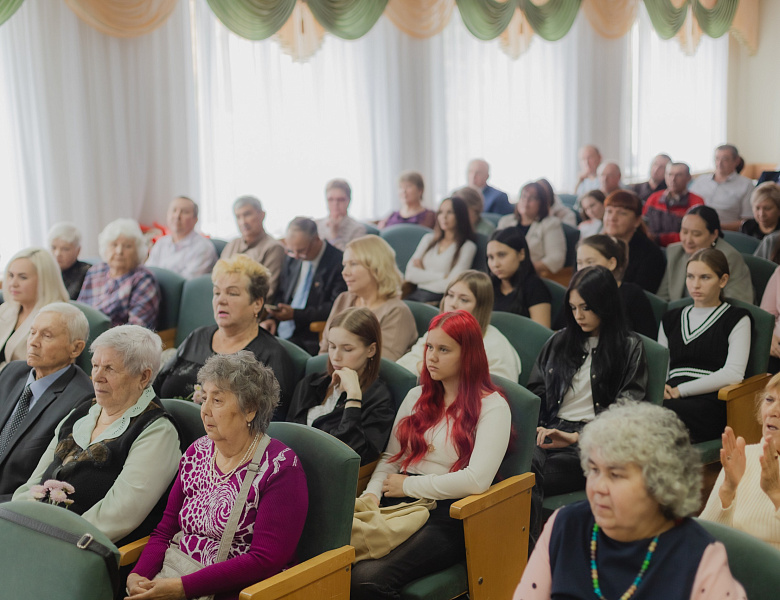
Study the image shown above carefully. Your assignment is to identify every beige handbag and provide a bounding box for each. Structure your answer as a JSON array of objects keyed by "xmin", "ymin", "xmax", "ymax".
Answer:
[
  {"xmin": 351, "ymin": 496, "xmax": 436, "ymax": 563},
  {"xmin": 152, "ymin": 435, "xmax": 271, "ymax": 599}
]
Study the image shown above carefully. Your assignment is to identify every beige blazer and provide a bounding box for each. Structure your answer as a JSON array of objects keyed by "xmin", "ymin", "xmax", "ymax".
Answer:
[
  {"xmin": 496, "ymin": 214, "xmax": 567, "ymax": 274},
  {"xmin": 0, "ymin": 302, "xmax": 37, "ymax": 372}
]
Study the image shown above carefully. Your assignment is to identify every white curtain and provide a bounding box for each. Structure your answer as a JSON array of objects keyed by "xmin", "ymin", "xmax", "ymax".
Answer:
[{"xmin": 0, "ymin": 0, "xmax": 198, "ymax": 258}]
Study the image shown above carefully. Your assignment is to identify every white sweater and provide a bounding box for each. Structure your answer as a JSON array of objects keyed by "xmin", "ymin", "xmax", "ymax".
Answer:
[{"xmin": 404, "ymin": 234, "xmax": 478, "ymax": 294}]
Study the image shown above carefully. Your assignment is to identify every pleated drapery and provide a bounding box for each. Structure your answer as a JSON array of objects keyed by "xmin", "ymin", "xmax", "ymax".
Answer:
[
  {"xmin": 0, "ymin": 0, "xmax": 23, "ymax": 26},
  {"xmin": 62, "ymin": 0, "xmax": 178, "ymax": 37}
]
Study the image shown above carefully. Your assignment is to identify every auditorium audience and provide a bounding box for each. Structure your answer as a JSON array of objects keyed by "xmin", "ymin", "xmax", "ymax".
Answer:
[
  {"xmin": 467, "ymin": 158, "xmax": 511, "ymax": 215},
  {"xmin": 404, "ymin": 197, "xmax": 477, "ymax": 303},
  {"xmin": 398, "ymin": 270, "xmax": 522, "ymax": 381},
  {"xmin": 629, "ymin": 153, "xmax": 671, "ymax": 202},
  {"xmin": 574, "ymin": 144, "xmax": 601, "ymax": 197},
  {"xmin": 576, "ymin": 235, "xmax": 657, "ymax": 339},
  {"xmin": 13, "ymin": 325, "xmax": 181, "ymax": 544},
  {"xmin": 77, "ymin": 218, "xmax": 160, "ymax": 329},
  {"xmin": 602, "ymin": 190, "xmax": 666, "ymax": 293},
  {"xmin": 497, "ymin": 182, "xmax": 566, "ymax": 276},
  {"xmin": 659, "ymin": 248, "xmax": 751, "ymax": 443},
  {"xmin": 690, "ymin": 144, "xmax": 753, "ymax": 231},
  {"xmin": 452, "ymin": 185, "xmax": 495, "ymax": 236},
  {"xmin": 598, "ymin": 161, "xmax": 623, "ymax": 196},
  {"xmin": 379, "ymin": 171, "xmax": 436, "ymax": 229},
  {"xmin": 577, "ymin": 189, "xmax": 605, "ymax": 238},
  {"xmin": 701, "ymin": 374, "xmax": 780, "ymax": 550},
  {"xmin": 741, "ymin": 181, "xmax": 780, "ymax": 240},
  {"xmin": 516, "ymin": 401, "xmax": 745, "ymax": 599},
  {"xmin": 0, "ymin": 248, "xmax": 69, "ymax": 371},
  {"xmin": 0, "ymin": 303, "xmax": 93, "ymax": 500},
  {"xmin": 156, "ymin": 255, "xmax": 294, "ymax": 419},
  {"xmin": 145, "ymin": 196, "xmax": 218, "ymax": 278},
  {"xmin": 487, "ymin": 227, "xmax": 552, "ymax": 327},
  {"xmin": 287, "ymin": 307, "xmax": 393, "ymax": 465},
  {"xmin": 316, "ymin": 178, "xmax": 367, "ymax": 251},
  {"xmin": 127, "ymin": 352, "xmax": 307, "ymax": 600},
  {"xmin": 220, "ymin": 195, "xmax": 285, "ymax": 297},
  {"xmin": 320, "ymin": 235, "xmax": 417, "ymax": 361},
  {"xmin": 528, "ymin": 266, "xmax": 648, "ymax": 542},
  {"xmin": 262, "ymin": 217, "xmax": 346, "ymax": 355},
  {"xmin": 48, "ymin": 222, "xmax": 91, "ymax": 299},
  {"xmin": 351, "ymin": 310, "xmax": 511, "ymax": 600},
  {"xmin": 656, "ymin": 205, "xmax": 753, "ymax": 303},
  {"xmin": 643, "ymin": 161, "xmax": 704, "ymax": 246}
]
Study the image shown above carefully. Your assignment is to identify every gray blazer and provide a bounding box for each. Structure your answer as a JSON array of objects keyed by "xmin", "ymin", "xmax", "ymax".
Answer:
[{"xmin": 656, "ymin": 238, "xmax": 754, "ymax": 304}]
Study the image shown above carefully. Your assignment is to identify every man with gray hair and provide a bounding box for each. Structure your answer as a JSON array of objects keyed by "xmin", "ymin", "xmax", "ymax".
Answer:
[
  {"xmin": 0, "ymin": 302, "xmax": 93, "ymax": 499},
  {"xmin": 316, "ymin": 179, "xmax": 366, "ymax": 251},
  {"xmin": 690, "ymin": 144, "xmax": 754, "ymax": 231},
  {"xmin": 263, "ymin": 217, "xmax": 347, "ymax": 355},
  {"xmin": 467, "ymin": 158, "xmax": 511, "ymax": 215},
  {"xmin": 221, "ymin": 195, "xmax": 285, "ymax": 296}
]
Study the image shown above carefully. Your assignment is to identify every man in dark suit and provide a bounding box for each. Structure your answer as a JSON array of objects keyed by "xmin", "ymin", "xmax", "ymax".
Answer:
[
  {"xmin": 468, "ymin": 158, "xmax": 512, "ymax": 215},
  {"xmin": 0, "ymin": 302, "xmax": 94, "ymax": 500},
  {"xmin": 262, "ymin": 217, "xmax": 347, "ymax": 355}
]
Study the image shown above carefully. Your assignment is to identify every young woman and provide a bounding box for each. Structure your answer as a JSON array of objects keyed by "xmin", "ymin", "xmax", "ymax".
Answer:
[
  {"xmin": 397, "ymin": 270, "xmax": 522, "ymax": 381},
  {"xmin": 487, "ymin": 226, "xmax": 552, "ymax": 328},
  {"xmin": 404, "ymin": 197, "xmax": 477, "ymax": 303},
  {"xmin": 576, "ymin": 234, "xmax": 657, "ymax": 339},
  {"xmin": 287, "ymin": 307, "xmax": 394, "ymax": 465},
  {"xmin": 496, "ymin": 182, "xmax": 566, "ymax": 276},
  {"xmin": 351, "ymin": 310, "xmax": 511, "ymax": 600},
  {"xmin": 527, "ymin": 266, "xmax": 648, "ymax": 542},
  {"xmin": 379, "ymin": 171, "xmax": 436, "ymax": 229},
  {"xmin": 659, "ymin": 248, "xmax": 751, "ymax": 443},
  {"xmin": 577, "ymin": 189, "xmax": 606, "ymax": 238}
]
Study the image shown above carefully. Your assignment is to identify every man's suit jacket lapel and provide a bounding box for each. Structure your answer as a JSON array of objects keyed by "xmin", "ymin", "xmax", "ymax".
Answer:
[{"xmin": 283, "ymin": 259, "xmax": 303, "ymax": 303}]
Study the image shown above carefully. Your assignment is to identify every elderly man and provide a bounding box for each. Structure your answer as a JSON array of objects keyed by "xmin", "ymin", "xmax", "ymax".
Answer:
[
  {"xmin": 599, "ymin": 161, "xmax": 623, "ymax": 197},
  {"xmin": 690, "ymin": 144, "xmax": 753, "ymax": 231},
  {"xmin": 575, "ymin": 144, "xmax": 602, "ymax": 196},
  {"xmin": 262, "ymin": 218, "xmax": 347, "ymax": 355},
  {"xmin": 315, "ymin": 179, "xmax": 366, "ymax": 251},
  {"xmin": 630, "ymin": 154, "xmax": 671, "ymax": 203},
  {"xmin": 221, "ymin": 195, "xmax": 285, "ymax": 297},
  {"xmin": 0, "ymin": 303, "xmax": 93, "ymax": 500},
  {"xmin": 643, "ymin": 162, "xmax": 704, "ymax": 247},
  {"xmin": 467, "ymin": 158, "xmax": 511, "ymax": 215},
  {"xmin": 146, "ymin": 196, "xmax": 218, "ymax": 278}
]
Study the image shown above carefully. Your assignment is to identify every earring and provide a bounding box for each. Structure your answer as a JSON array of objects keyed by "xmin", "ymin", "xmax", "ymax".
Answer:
[{"xmin": 247, "ymin": 421, "xmax": 251, "ymax": 428}]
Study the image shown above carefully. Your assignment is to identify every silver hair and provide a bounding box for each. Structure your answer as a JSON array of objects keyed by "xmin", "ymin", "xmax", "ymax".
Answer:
[
  {"xmin": 232, "ymin": 195, "xmax": 263, "ymax": 213},
  {"xmin": 97, "ymin": 218, "xmax": 148, "ymax": 264},
  {"xmin": 287, "ymin": 217, "xmax": 318, "ymax": 239},
  {"xmin": 197, "ymin": 350, "xmax": 279, "ymax": 436},
  {"xmin": 37, "ymin": 302, "xmax": 89, "ymax": 344},
  {"xmin": 47, "ymin": 222, "xmax": 82, "ymax": 247},
  {"xmin": 90, "ymin": 324, "xmax": 163, "ymax": 382},
  {"xmin": 579, "ymin": 400, "xmax": 702, "ymax": 520}
]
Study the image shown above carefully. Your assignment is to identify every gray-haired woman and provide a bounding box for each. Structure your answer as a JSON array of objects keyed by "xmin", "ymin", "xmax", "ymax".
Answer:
[
  {"xmin": 127, "ymin": 351, "xmax": 308, "ymax": 600},
  {"xmin": 14, "ymin": 325, "xmax": 181, "ymax": 544},
  {"xmin": 515, "ymin": 401, "xmax": 745, "ymax": 600}
]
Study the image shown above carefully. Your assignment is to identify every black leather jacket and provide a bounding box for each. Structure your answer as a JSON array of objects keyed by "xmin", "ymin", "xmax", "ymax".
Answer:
[{"xmin": 527, "ymin": 330, "xmax": 648, "ymax": 429}]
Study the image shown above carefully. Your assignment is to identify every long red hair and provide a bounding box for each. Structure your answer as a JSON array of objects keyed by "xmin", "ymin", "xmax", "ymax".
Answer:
[{"xmin": 390, "ymin": 310, "xmax": 503, "ymax": 472}]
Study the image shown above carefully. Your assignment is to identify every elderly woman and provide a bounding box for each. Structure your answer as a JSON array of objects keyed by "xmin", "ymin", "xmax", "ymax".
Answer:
[
  {"xmin": 701, "ymin": 373, "xmax": 780, "ymax": 549},
  {"xmin": 77, "ymin": 218, "xmax": 160, "ymax": 328},
  {"xmin": 741, "ymin": 181, "xmax": 780, "ymax": 240},
  {"xmin": 155, "ymin": 255, "xmax": 294, "ymax": 420},
  {"xmin": 127, "ymin": 352, "xmax": 308, "ymax": 600},
  {"xmin": 379, "ymin": 171, "xmax": 436, "ymax": 229},
  {"xmin": 0, "ymin": 248, "xmax": 69, "ymax": 370},
  {"xmin": 516, "ymin": 401, "xmax": 745, "ymax": 599},
  {"xmin": 13, "ymin": 325, "xmax": 181, "ymax": 544},
  {"xmin": 319, "ymin": 235, "xmax": 417, "ymax": 361},
  {"xmin": 48, "ymin": 222, "xmax": 91, "ymax": 299}
]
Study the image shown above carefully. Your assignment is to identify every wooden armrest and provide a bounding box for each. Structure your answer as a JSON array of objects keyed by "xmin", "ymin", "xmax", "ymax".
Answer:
[
  {"xmin": 718, "ymin": 373, "xmax": 770, "ymax": 402},
  {"xmin": 356, "ymin": 460, "xmax": 378, "ymax": 497},
  {"xmin": 309, "ymin": 321, "xmax": 326, "ymax": 333},
  {"xmin": 450, "ymin": 472, "xmax": 535, "ymax": 520},
  {"xmin": 156, "ymin": 328, "xmax": 177, "ymax": 350},
  {"xmin": 719, "ymin": 373, "xmax": 770, "ymax": 444},
  {"xmin": 119, "ymin": 536, "xmax": 150, "ymax": 567},
  {"xmin": 239, "ymin": 546, "xmax": 355, "ymax": 600}
]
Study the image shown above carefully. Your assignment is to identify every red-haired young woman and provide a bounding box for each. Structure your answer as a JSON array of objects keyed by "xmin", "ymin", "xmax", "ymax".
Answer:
[{"xmin": 350, "ymin": 310, "xmax": 512, "ymax": 600}]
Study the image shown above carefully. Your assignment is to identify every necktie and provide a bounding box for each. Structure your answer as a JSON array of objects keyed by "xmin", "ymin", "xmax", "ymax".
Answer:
[
  {"xmin": 279, "ymin": 263, "xmax": 314, "ymax": 340},
  {"xmin": 0, "ymin": 384, "xmax": 33, "ymax": 455}
]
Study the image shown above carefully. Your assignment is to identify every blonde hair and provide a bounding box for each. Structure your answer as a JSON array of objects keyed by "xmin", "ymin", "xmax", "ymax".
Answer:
[
  {"xmin": 212, "ymin": 254, "xmax": 271, "ymax": 302},
  {"xmin": 751, "ymin": 181, "xmax": 780, "ymax": 210},
  {"xmin": 440, "ymin": 270, "xmax": 493, "ymax": 335},
  {"xmin": 4, "ymin": 248, "xmax": 69, "ymax": 309},
  {"xmin": 345, "ymin": 235, "xmax": 402, "ymax": 301}
]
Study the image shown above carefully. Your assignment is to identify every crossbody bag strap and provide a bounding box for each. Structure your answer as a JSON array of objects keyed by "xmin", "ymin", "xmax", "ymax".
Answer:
[
  {"xmin": 215, "ymin": 433, "xmax": 271, "ymax": 563},
  {"xmin": 0, "ymin": 506, "xmax": 119, "ymax": 594}
]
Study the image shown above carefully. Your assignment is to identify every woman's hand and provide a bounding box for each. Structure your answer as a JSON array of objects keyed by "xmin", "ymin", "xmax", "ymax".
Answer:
[
  {"xmin": 332, "ymin": 368, "xmax": 362, "ymax": 401},
  {"xmin": 536, "ymin": 427, "xmax": 578, "ymax": 449},
  {"xmin": 771, "ymin": 335, "xmax": 780, "ymax": 359},
  {"xmin": 412, "ymin": 258, "xmax": 424, "ymax": 269},
  {"xmin": 125, "ymin": 576, "xmax": 185, "ymax": 600},
  {"xmin": 663, "ymin": 385, "xmax": 680, "ymax": 400},
  {"xmin": 718, "ymin": 426, "xmax": 746, "ymax": 508},
  {"xmin": 759, "ymin": 435, "xmax": 780, "ymax": 510},
  {"xmin": 382, "ymin": 473, "xmax": 409, "ymax": 497},
  {"xmin": 125, "ymin": 574, "xmax": 150, "ymax": 596}
]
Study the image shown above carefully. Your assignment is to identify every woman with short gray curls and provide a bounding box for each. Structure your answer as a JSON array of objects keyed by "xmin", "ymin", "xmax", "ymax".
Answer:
[
  {"xmin": 516, "ymin": 401, "xmax": 745, "ymax": 600},
  {"xmin": 128, "ymin": 352, "xmax": 308, "ymax": 600}
]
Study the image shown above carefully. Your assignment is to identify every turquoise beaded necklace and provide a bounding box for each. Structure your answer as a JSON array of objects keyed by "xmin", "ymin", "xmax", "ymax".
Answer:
[{"xmin": 590, "ymin": 523, "xmax": 659, "ymax": 600}]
